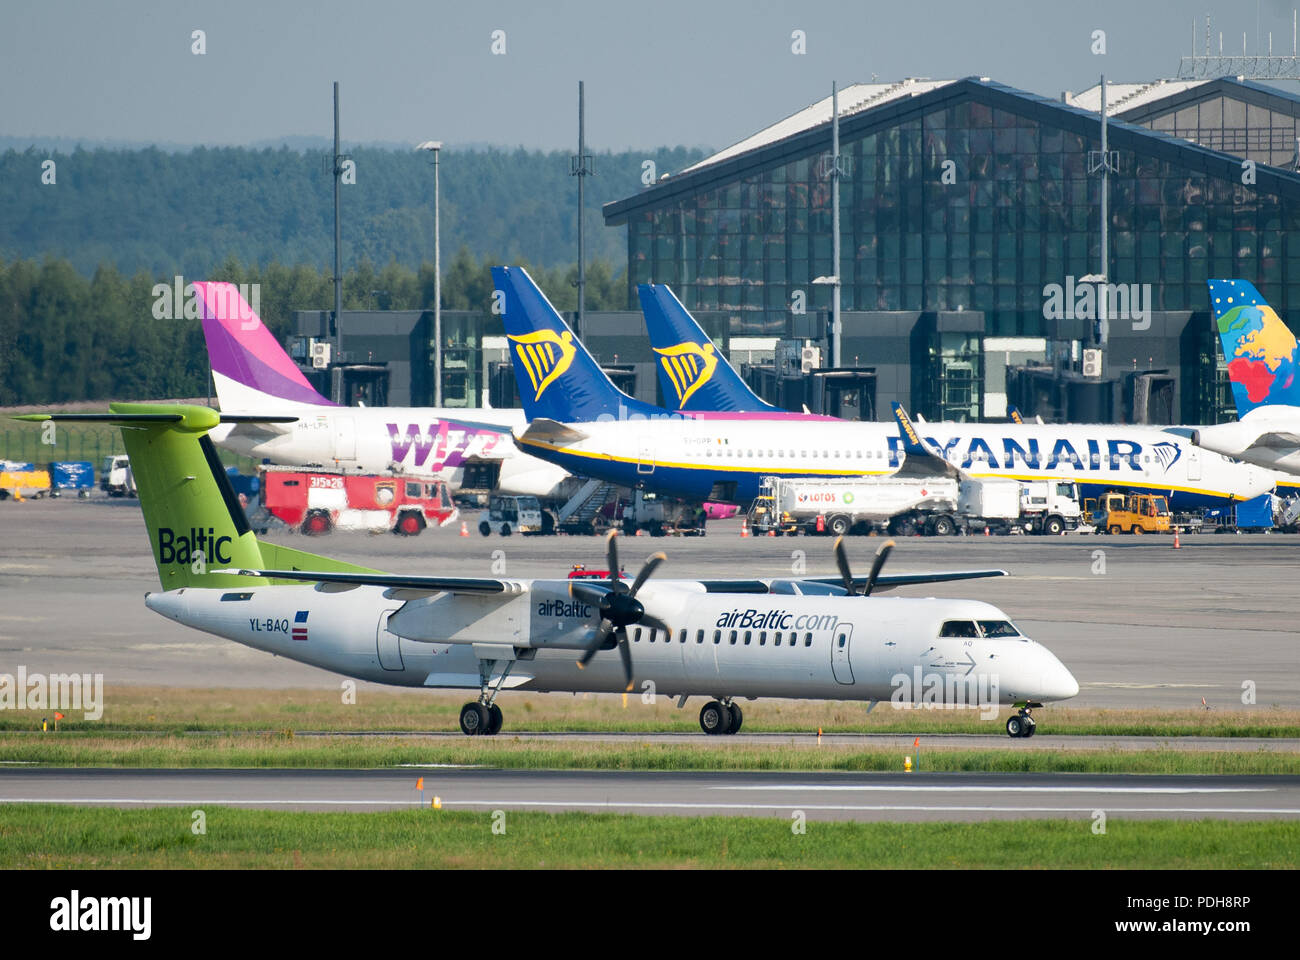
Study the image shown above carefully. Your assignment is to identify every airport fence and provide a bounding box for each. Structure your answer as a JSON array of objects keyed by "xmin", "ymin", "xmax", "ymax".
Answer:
[{"xmin": 0, "ymin": 426, "xmax": 259, "ymax": 476}]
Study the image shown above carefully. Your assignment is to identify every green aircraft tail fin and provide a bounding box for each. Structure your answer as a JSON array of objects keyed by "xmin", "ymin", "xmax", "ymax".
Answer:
[{"xmin": 14, "ymin": 403, "xmax": 378, "ymax": 589}]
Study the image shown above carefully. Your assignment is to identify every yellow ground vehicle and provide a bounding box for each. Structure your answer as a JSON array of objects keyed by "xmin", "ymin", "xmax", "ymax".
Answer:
[
  {"xmin": 0, "ymin": 469, "xmax": 52, "ymax": 500},
  {"xmin": 1087, "ymin": 492, "xmax": 1171, "ymax": 534}
]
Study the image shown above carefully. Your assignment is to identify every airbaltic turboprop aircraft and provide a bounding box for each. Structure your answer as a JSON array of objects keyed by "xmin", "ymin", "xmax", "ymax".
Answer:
[
  {"xmin": 17, "ymin": 404, "xmax": 1078, "ymax": 737},
  {"xmin": 497, "ymin": 267, "xmax": 1273, "ymax": 510},
  {"xmin": 195, "ymin": 281, "xmax": 571, "ymax": 500},
  {"xmin": 1194, "ymin": 279, "xmax": 1300, "ymax": 476}
]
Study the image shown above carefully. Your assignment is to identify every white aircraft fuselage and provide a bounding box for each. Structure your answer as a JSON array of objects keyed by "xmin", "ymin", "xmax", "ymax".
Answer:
[
  {"xmin": 1194, "ymin": 405, "xmax": 1300, "ymax": 477},
  {"xmin": 145, "ymin": 581, "xmax": 1078, "ymax": 707},
  {"xmin": 211, "ymin": 401, "xmax": 572, "ymax": 500},
  {"xmin": 519, "ymin": 413, "xmax": 1275, "ymax": 510}
]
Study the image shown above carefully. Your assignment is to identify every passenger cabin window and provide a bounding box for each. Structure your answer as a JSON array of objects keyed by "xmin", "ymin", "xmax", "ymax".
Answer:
[
  {"xmin": 713, "ymin": 630, "xmax": 721, "ymax": 644},
  {"xmin": 939, "ymin": 620, "xmax": 979, "ymax": 638},
  {"xmin": 729, "ymin": 630, "xmax": 738, "ymax": 645},
  {"xmin": 678, "ymin": 629, "xmax": 687, "ymax": 644},
  {"xmin": 696, "ymin": 629, "xmax": 704, "ymax": 644},
  {"xmin": 744, "ymin": 631, "xmax": 752, "ymax": 645},
  {"xmin": 804, "ymin": 633, "xmax": 813, "ymax": 646},
  {"xmin": 634, "ymin": 628, "xmax": 642, "ymax": 642}
]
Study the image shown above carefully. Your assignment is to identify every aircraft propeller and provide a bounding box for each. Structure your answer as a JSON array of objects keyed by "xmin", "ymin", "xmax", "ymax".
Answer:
[
  {"xmin": 834, "ymin": 536, "xmax": 895, "ymax": 596},
  {"xmin": 569, "ymin": 531, "xmax": 668, "ymax": 690}
]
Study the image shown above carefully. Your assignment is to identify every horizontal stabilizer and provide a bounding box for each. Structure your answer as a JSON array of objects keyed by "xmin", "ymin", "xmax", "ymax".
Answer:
[{"xmin": 517, "ymin": 418, "xmax": 589, "ymax": 446}]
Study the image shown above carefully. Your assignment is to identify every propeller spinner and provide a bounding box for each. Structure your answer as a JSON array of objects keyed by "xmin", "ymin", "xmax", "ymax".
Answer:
[{"xmin": 570, "ymin": 531, "xmax": 668, "ymax": 690}]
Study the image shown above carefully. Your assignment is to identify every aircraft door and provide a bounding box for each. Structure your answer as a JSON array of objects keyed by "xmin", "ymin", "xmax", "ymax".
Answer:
[
  {"xmin": 637, "ymin": 437, "xmax": 655, "ymax": 475},
  {"xmin": 831, "ymin": 623, "xmax": 855, "ymax": 684},
  {"xmin": 335, "ymin": 417, "xmax": 357, "ymax": 461},
  {"xmin": 376, "ymin": 609, "xmax": 404, "ymax": 671},
  {"xmin": 1186, "ymin": 447, "xmax": 1201, "ymax": 481}
]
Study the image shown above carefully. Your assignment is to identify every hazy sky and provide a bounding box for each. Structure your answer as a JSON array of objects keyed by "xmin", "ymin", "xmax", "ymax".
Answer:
[{"xmin": 5, "ymin": 0, "xmax": 1298, "ymax": 153}]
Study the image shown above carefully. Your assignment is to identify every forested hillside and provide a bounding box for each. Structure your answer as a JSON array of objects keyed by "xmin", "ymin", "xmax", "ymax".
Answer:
[
  {"xmin": 0, "ymin": 251, "xmax": 626, "ymax": 406},
  {"xmin": 0, "ymin": 144, "xmax": 706, "ymax": 278}
]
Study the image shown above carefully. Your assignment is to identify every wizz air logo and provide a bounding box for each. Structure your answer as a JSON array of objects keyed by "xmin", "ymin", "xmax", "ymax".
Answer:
[
  {"xmin": 509, "ymin": 329, "xmax": 576, "ymax": 401},
  {"xmin": 654, "ymin": 341, "xmax": 717, "ymax": 406},
  {"xmin": 386, "ymin": 423, "xmax": 506, "ymax": 468},
  {"xmin": 1150, "ymin": 441, "xmax": 1181, "ymax": 473}
]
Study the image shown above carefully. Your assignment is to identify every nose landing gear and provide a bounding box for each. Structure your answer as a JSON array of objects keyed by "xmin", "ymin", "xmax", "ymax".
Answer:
[{"xmin": 1005, "ymin": 708, "xmax": 1037, "ymax": 738}]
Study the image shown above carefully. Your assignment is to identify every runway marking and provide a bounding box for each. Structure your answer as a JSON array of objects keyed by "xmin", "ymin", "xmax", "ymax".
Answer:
[
  {"xmin": 1, "ymin": 798, "xmax": 1297, "ymax": 815},
  {"xmin": 1085, "ymin": 682, "xmax": 1217, "ymax": 689},
  {"xmin": 711, "ymin": 784, "xmax": 1271, "ymax": 794}
]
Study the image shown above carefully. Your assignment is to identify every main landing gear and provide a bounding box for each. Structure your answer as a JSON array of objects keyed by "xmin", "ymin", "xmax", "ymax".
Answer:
[
  {"xmin": 459, "ymin": 657, "xmax": 515, "ymax": 736},
  {"xmin": 459, "ymin": 702, "xmax": 504, "ymax": 736},
  {"xmin": 1005, "ymin": 707, "xmax": 1037, "ymax": 738},
  {"xmin": 699, "ymin": 698, "xmax": 743, "ymax": 735}
]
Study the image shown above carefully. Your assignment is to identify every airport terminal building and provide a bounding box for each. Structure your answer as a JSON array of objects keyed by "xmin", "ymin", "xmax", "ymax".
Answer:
[{"xmin": 603, "ymin": 76, "xmax": 1300, "ymax": 424}]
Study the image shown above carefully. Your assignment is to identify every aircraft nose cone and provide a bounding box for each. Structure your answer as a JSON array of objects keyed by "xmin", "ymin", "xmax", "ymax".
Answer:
[{"xmin": 1039, "ymin": 654, "xmax": 1079, "ymax": 702}]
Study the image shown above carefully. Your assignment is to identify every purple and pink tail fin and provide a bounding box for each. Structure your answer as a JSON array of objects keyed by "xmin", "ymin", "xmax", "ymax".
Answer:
[{"xmin": 195, "ymin": 281, "xmax": 335, "ymax": 409}]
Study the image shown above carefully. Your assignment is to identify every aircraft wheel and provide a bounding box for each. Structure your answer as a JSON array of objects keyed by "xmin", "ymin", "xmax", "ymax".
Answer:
[
  {"xmin": 1023, "ymin": 716, "xmax": 1036, "ymax": 737},
  {"xmin": 699, "ymin": 700, "xmax": 730, "ymax": 735},
  {"xmin": 726, "ymin": 702, "xmax": 744, "ymax": 734},
  {"xmin": 459, "ymin": 702, "xmax": 490, "ymax": 736},
  {"xmin": 486, "ymin": 704, "xmax": 504, "ymax": 736},
  {"xmin": 1005, "ymin": 714, "xmax": 1025, "ymax": 738}
]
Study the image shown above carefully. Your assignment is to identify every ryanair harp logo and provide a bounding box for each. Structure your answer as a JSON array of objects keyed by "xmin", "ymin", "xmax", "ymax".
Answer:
[
  {"xmin": 509, "ymin": 329, "xmax": 577, "ymax": 402},
  {"xmin": 654, "ymin": 341, "xmax": 717, "ymax": 406}
]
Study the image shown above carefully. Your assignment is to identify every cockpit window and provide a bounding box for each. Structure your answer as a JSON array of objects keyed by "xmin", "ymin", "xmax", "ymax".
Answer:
[
  {"xmin": 977, "ymin": 620, "xmax": 1021, "ymax": 638},
  {"xmin": 939, "ymin": 620, "xmax": 979, "ymax": 638}
]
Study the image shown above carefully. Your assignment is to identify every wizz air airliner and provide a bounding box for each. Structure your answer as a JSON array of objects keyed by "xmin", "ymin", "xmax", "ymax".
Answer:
[{"xmin": 194, "ymin": 281, "xmax": 572, "ymax": 500}]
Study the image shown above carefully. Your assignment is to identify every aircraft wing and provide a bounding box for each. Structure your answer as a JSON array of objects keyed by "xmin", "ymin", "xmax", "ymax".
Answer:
[
  {"xmin": 697, "ymin": 569, "xmax": 1008, "ymax": 594},
  {"xmin": 889, "ymin": 402, "xmax": 964, "ymax": 480},
  {"xmin": 217, "ymin": 569, "xmax": 516, "ymax": 599}
]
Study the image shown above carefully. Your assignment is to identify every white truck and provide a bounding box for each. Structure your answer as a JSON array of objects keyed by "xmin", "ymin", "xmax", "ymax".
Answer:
[
  {"xmin": 477, "ymin": 494, "xmax": 550, "ymax": 536},
  {"xmin": 1016, "ymin": 479, "xmax": 1083, "ymax": 535},
  {"xmin": 100, "ymin": 454, "xmax": 137, "ymax": 497}
]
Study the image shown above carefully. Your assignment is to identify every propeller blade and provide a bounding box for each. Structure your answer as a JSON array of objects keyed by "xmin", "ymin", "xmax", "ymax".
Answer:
[
  {"xmin": 569, "ymin": 580, "xmax": 609, "ymax": 606},
  {"xmin": 618, "ymin": 633, "xmax": 634, "ymax": 691},
  {"xmin": 577, "ymin": 619, "xmax": 615, "ymax": 668},
  {"xmin": 833, "ymin": 536, "xmax": 856, "ymax": 595},
  {"xmin": 605, "ymin": 530, "xmax": 622, "ymax": 590},
  {"xmin": 629, "ymin": 552, "xmax": 666, "ymax": 596},
  {"xmin": 639, "ymin": 612, "xmax": 672, "ymax": 635},
  {"xmin": 862, "ymin": 539, "xmax": 896, "ymax": 597}
]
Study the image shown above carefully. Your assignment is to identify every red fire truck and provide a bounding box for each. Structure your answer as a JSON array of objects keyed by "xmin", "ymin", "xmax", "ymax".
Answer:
[{"xmin": 259, "ymin": 467, "xmax": 458, "ymax": 536}]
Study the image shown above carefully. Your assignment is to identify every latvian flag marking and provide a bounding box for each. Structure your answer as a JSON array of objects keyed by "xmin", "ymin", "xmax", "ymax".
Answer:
[{"xmin": 292, "ymin": 610, "xmax": 309, "ymax": 641}]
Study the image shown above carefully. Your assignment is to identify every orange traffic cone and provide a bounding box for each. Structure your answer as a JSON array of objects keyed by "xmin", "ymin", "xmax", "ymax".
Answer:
[
  {"xmin": 1173, "ymin": 526, "xmax": 1181, "ymax": 549},
  {"xmin": 740, "ymin": 518, "xmax": 750, "ymax": 538},
  {"xmin": 459, "ymin": 521, "xmax": 469, "ymax": 537},
  {"xmin": 767, "ymin": 528, "xmax": 776, "ymax": 537}
]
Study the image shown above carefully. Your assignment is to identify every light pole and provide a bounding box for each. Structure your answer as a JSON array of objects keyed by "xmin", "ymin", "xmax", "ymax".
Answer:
[{"xmin": 417, "ymin": 140, "xmax": 443, "ymax": 406}]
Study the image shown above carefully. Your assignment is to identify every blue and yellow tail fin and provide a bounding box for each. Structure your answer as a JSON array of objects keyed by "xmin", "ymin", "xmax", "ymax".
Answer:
[
  {"xmin": 492, "ymin": 266, "xmax": 667, "ymax": 423},
  {"xmin": 638, "ymin": 283, "xmax": 781, "ymax": 412}
]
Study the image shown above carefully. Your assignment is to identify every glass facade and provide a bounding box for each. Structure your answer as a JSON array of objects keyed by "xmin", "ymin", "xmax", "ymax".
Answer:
[{"xmin": 623, "ymin": 89, "xmax": 1300, "ymax": 341}]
